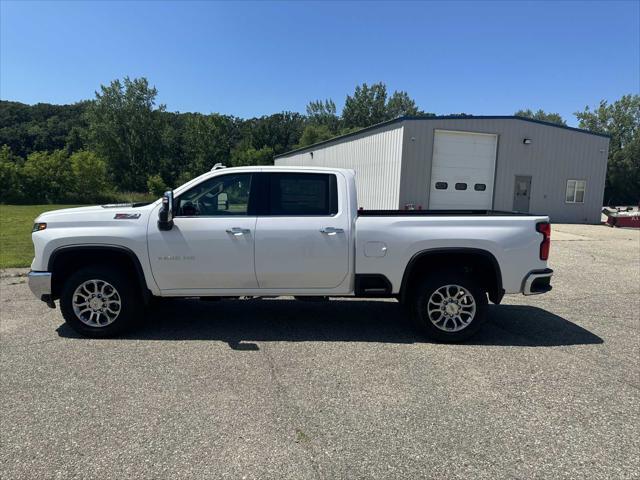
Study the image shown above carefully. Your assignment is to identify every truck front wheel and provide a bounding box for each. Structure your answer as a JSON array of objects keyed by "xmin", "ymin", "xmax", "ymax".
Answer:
[
  {"xmin": 60, "ymin": 266, "xmax": 141, "ymax": 338},
  {"xmin": 410, "ymin": 273, "xmax": 487, "ymax": 342}
]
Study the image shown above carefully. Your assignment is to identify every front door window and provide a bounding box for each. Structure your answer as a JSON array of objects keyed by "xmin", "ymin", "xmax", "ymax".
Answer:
[{"xmin": 176, "ymin": 173, "xmax": 252, "ymax": 216}]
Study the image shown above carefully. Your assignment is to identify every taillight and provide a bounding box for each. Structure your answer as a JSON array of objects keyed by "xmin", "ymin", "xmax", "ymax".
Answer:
[{"xmin": 536, "ymin": 222, "xmax": 551, "ymax": 260}]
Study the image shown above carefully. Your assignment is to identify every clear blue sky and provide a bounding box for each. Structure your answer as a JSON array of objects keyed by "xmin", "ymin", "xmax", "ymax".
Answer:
[{"xmin": 1, "ymin": 1, "xmax": 638, "ymax": 126}]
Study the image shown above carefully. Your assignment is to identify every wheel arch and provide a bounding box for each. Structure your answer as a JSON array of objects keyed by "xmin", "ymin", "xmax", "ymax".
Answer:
[
  {"xmin": 48, "ymin": 245, "xmax": 152, "ymax": 302},
  {"xmin": 399, "ymin": 247, "xmax": 504, "ymax": 304}
]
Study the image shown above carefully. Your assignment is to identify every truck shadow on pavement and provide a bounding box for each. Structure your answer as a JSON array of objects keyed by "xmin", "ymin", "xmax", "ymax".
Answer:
[{"xmin": 56, "ymin": 299, "xmax": 603, "ymax": 349}]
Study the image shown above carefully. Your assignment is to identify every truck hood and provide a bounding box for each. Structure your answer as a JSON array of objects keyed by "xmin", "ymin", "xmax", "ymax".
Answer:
[{"xmin": 35, "ymin": 202, "xmax": 158, "ymax": 227}]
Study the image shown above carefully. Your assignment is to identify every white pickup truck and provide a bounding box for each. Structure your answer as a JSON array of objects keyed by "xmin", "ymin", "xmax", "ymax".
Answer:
[{"xmin": 28, "ymin": 166, "xmax": 553, "ymax": 342}]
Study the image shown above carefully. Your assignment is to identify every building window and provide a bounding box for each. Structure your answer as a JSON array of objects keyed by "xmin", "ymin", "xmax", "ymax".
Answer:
[
  {"xmin": 566, "ymin": 180, "xmax": 586, "ymax": 203},
  {"xmin": 455, "ymin": 183, "xmax": 468, "ymax": 191},
  {"xmin": 474, "ymin": 183, "xmax": 487, "ymax": 191},
  {"xmin": 435, "ymin": 182, "xmax": 448, "ymax": 190}
]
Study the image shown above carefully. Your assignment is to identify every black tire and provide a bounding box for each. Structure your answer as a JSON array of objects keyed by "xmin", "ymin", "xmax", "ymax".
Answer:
[
  {"xmin": 410, "ymin": 272, "xmax": 488, "ymax": 343},
  {"xmin": 60, "ymin": 266, "xmax": 141, "ymax": 338}
]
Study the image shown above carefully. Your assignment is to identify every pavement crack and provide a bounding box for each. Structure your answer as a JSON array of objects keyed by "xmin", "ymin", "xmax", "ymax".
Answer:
[{"xmin": 261, "ymin": 343, "xmax": 323, "ymax": 480}]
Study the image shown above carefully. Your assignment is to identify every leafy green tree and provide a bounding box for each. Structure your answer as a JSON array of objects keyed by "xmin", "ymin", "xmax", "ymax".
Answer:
[
  {"xmin": 241, "ymin": 112, "xmax": 306, "ymax": 156},
  {"xmin": 64, "ymin": 125, "xmax": 87, "ymax": 154},
  {"xmin": 342, "ymin": 82, "xmax": 422, "ymax": 129},
  {"xmin": 0, "ymin": 100, "xmax": 89, "ymax": 157},
  {"xmin": 386, "ymin": 91, "xmax": 420, "ymax": 118},
  {"xmin": 182, "ymin": 113, "xmax": 240, "ymax": 174},
  {"xmin": 607, "ymin": 135, "xmax": 639, "ymax": 205},
  {"xmin": 576, "ymin": 94, "xmax": 640, "ymax": 204},
  {"xmin": 306, "ymin": 99, "xmax": 339, "ymax": 132},
  {"xmin": 86, "ymin": 77, "xmax": 165, "ymax": 191},
  {"xmin": 295, "ymin": 124, "xmax": 334, "ymax": 148},
  {"xmin": 69, "ymin": 150, "xmax": 111, "ymax": 202},
  {"xmin": 21, "ymin": 149, "xmax": 72, "ymax": 203},
  {"xmin": 515, "ymin": 109, "xmax": 566, "ymax": 125},
  {"xmin": 230, "ymin": 139, "xmax": 274, "ymax": 166},
  {"xmin": 342, "ymin": 82, "xmax": 389, "ymax": 129},
  {"xmin": 156, "ymin": 112, "xmax": 185, "ymax": 185},
  {"xmin": 0, "ymin": 145, "xmax": 24, "ymax": 202}
]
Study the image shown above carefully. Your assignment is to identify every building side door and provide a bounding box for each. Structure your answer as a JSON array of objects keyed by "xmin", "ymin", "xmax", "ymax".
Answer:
[{"xmin": 513, "ymin": 175, "xmax": 532, "ymax": 213}]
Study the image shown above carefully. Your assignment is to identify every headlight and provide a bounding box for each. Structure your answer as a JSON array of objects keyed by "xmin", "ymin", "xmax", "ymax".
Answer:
[{"xmin": 32, "ymin": 222, "xmax": 47, "ymax": 232}]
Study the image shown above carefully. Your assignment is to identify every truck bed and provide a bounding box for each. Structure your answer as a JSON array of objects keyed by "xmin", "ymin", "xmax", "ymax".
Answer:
[
  {"xmin": 357, "ymin": 209, "xmax": 533, "ymax": 216},
  {"xmin": 355, "ymin": 212, "xmax": 549, "ymax": 295}
]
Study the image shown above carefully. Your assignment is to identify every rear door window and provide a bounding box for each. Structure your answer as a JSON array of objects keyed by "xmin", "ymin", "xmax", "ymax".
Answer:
[{"xmin": 268, "ymin": 173, "xmax": 338, "ymax": 216}]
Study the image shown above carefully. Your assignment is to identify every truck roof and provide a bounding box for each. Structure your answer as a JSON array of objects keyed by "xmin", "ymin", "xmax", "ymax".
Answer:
[
  {"xmin": 211, "ymin": 165, "xmax": 355, "ymax": 174},
  {"xmin": 173, "ymin": 165, "xmax": 356, "ymax": 197}
]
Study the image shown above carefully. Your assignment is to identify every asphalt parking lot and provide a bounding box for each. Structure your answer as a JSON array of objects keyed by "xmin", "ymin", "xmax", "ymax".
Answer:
[{"xmin": 1, "ymin": 224, "xmax": 638, "ymax": 479}]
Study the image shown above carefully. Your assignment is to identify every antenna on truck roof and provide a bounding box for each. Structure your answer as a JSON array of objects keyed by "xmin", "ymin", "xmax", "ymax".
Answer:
[{"xmin": 211, "ymin": 163, "xmax": 226, "ymax": 171}]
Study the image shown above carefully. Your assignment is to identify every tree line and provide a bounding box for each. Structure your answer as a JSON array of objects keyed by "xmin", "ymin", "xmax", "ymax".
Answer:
[{"xmin": 0, "ymin": 77, "xmax": 637, "ymax": 205}]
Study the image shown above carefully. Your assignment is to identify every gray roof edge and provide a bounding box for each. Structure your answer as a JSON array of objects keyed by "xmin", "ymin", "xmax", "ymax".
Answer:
[{"xmin": 275, "ymin": 115, "xmax": 610, "ymax": 159}]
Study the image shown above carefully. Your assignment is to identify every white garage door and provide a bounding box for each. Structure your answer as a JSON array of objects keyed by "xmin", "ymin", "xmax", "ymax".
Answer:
[{"xmin": 428, "ymin": 130, "xmax": 498, "ymax": 210}]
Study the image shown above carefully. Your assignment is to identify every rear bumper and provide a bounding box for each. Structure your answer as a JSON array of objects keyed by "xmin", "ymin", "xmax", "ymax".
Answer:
[
  {"xmin": 523, "ymin": 268, "xmax": 553, "ymax": 295},
  {"xmin": 27, "ymin": 271, "xmax": 52, "ymax": 301}
]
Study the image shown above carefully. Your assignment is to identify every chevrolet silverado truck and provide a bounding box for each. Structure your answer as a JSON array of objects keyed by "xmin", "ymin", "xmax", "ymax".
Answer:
[{"xmin": 28, "ymin": 166, "xmax": 553, "ymax": 342}]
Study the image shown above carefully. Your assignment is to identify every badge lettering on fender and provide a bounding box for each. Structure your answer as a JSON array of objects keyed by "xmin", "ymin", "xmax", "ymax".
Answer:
[{"xmin": 157, "ymin": 256, "xmax": 196, "ymax": 261}]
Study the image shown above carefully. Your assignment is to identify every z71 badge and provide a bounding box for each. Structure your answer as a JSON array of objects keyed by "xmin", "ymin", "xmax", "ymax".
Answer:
[
  {"xmin": 114, "ymin": 213, "xmax": 141, "ymax": 219},
  {"xmin": 157, "ymin": 256, "xmax": 196, "ymax": 261}
]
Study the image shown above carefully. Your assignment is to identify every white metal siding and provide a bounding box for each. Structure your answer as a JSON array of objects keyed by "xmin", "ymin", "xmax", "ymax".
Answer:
[
  {"xmin": 275, "ymin": 125, "xmax": 404, "ymax": 209},
  {"xmin": 428, "ymin": 130, "xmax": 497, "ymax": 209}
]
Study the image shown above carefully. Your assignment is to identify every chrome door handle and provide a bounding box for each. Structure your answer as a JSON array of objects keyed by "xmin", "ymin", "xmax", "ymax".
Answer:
[
  {"xmin": 226, "ymin": 227, "xmax": 251, "ymax": 236},
  {"xmin": 320, "ymin": 227, "xmax": 344, "ymax": 235}
]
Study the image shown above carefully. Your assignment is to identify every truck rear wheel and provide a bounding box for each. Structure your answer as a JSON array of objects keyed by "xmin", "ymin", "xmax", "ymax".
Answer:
[
  {"xmin": 60, "ymin": 266, "xmax": 141, "ymax": 338},
  {"xmin": 410, "ymin": 272, "xmax": 487, "ymax": 342}
]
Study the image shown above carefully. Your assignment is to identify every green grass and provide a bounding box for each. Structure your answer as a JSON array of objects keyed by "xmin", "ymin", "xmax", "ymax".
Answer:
[{"xmin": 0, "ymin": 205, "xmax": 79, "ymax": 268}]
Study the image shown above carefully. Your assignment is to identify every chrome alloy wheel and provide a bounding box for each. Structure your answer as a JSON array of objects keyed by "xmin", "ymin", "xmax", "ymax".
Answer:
[
  {"xmin": 426, "ymin": 284, "xmax": 477, "ymax": 332},
  {"xmin": 72, "ymin": 279, "xmax": 122, "ymax": 327}
]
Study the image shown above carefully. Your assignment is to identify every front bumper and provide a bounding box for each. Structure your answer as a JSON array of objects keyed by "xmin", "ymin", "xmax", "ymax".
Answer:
[
  {"xmin": 523, "ymin": 268, "xmax": 553, "ymax": 295},
  {"xmin": 27, "ymin": 271, "xmax": 54, "ymax": 305}
]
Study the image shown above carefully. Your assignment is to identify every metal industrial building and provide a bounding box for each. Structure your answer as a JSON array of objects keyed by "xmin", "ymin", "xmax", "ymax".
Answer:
[{"xmin": 275, "ymin": 116, "xmax": 610, "ymax": 224}]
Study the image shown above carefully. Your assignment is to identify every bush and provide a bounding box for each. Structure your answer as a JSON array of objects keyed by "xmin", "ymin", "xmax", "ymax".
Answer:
[
  {"xmin": 295, "ymin": 124, "xmax": 334, "ymax": 148},
  {"xmin": 0, "ymin": 145, "xmax": 24, "ymax": 203},
  {"xmin": 21, "ymin": 149, "xmax": 72, "ymax": 203},
  {"xmin": 68, "ymin": 150, "xmax": 113, "ymax": 203},
  {"xmin": 147, "ymin": 174, "xmax": 167, "ymax": 197},
  {"xmin": 0, "ymin": 144, "xmax": 158, "ymax": 205},
  {"xmin": 230, "ymin": 142, "xmax": 274, "ymax": 167}
]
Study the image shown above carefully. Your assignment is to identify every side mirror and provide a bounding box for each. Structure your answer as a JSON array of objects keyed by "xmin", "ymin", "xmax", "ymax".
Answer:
[{"xmin": 158, "ymin": 190, "xmax": 174, "ymax": 231}]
